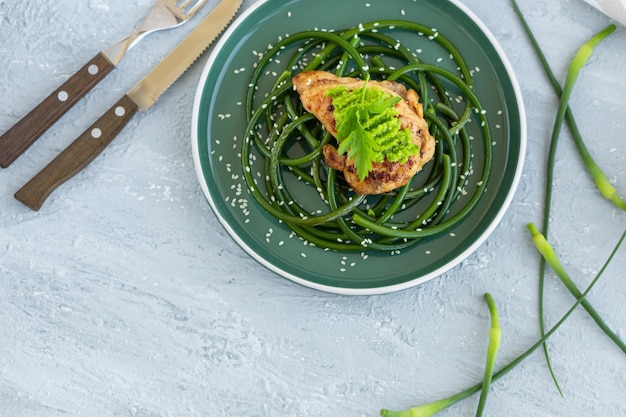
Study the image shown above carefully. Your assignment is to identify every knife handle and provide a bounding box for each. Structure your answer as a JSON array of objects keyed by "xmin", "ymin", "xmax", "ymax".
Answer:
[
  {"xmin": 15, "ymin": 95, "xmax": 139, "ymax": 211},
  {"xmin": 0, "ymin": 52, "xmax": 115, "ymax": 168}
]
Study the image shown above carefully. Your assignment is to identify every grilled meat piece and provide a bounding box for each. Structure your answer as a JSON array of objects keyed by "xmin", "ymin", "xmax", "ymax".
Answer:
[{"xmin": 292, "ymin": 70, "xmax": 435, "ymax": 194}]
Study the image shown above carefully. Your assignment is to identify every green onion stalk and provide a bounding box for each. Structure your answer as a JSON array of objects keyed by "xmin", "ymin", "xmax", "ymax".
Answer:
[
  {"xmin": 527, "ymin": 223, "xmax": 626, "ymax": 354},
  {"xmin": 380, "ymin": 294, "xmax": 501, "ymax": 417},
  {"xmin": 475, "ymin": 293, "xmax": 501, "ymax": 417},
  {"xmin": 511, "ymin": 0, "xmax": 624, "ymax": 211},
  {"xmin": 380, "ymin": 230, "xmax": 625, "ymax": 417},
  {"xmin": 510, "ymin": 0, "xmax": 621, "ymax": 393},
  {"xmin": 545, "ymin": 23, "xmax": 620, "ymax": 213}
]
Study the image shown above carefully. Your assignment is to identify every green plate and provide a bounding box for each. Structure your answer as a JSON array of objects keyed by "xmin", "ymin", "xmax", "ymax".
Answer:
[{"xmin": 192, "ymin": 0, "xmax": 526, "ymax": 294}]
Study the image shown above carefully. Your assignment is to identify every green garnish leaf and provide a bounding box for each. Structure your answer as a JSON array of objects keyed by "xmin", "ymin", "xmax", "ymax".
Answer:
[
  {"xmin": 336, "ymin": 106, "xmax": 380, "ymax": 180},
  {"xmin": 365, "ymin": 94, "xmax": 402, "ymax": 114},
  {"xmin": 327, "ymin": 81, "xmax": 419, "ymax": 181}
]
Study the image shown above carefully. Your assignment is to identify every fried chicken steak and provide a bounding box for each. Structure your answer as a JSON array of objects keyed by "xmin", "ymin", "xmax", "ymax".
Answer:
[{"xmin": 292, "ymin": 70, "xmax": 435, "ymax": 195}]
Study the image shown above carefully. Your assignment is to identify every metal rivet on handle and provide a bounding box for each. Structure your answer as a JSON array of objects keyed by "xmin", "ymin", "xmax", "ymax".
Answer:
[
  {"xmin": 57, "ymin": 91, "xmax": 69, "ymax": 102},
  {"xmin": 88, "ymin": 64, "xmax": 99, "ymax": 75},
  {"xmin": 91, "ymin": 128, "xmax": 102, "ymax": 139}
]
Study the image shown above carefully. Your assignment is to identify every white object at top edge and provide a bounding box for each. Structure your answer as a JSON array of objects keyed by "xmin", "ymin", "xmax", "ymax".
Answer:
[{"xmin": 582, "ymin": 0, "xmax": 626, "ymax": 25}]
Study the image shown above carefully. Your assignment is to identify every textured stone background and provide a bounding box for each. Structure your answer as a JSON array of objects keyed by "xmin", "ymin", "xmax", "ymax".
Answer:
[{"xmin": 1, "ymin": 0, "xmax": 625, "ymax": 416}]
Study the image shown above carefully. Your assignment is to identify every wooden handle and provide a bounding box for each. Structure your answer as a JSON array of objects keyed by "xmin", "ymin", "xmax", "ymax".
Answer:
[
  {"xmin": 0, "ymin": 52, "xmax": 115, "ymax": 168},
  {"xmin": 15, "ymin": 95, "xmax": 139, "ymax": 211}
]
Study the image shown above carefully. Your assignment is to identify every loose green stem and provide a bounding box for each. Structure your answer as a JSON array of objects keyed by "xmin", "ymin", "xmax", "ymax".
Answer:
[
  {"xmin": 380, "ymin": 390, "xmax": 471, "ymax": 417},
  {"xmin": 511, "ymin": 0, "xmax": 624, "ymax": 211},
  {"xmin": 540, "ymin": 22, "xmax": 616, "ymax": 394},
  {"xmin": 380, "ymin": 294, "xmax": 502, "ymax": 417},
  {"xmin": 542, "ymin": 24, "xmax": 616, "ymax": 241},
  {"xmin": 475, "ymin": 293, "xmax": 501, "ymax": 417},
  {"xmin": 563, "ymin": 28, "xmax": 625, "ymax": 210},
  {"xmin": 380, "ymin": 229, "xmax": 626, "ymax": 417},
  {"xmin": 510, "ymin": 1, "xmax": 618, "ymax": 393},
  {"xmin": 553, "ymin": 26, "xmax": 616, "ymax": 188},
  {"xmin": 527, "ymin": 224, "xmax": 626, "ymax": 353},
  {"xmin": 509, "ymin": 1, "xmax": 561, "ymax": 387}
]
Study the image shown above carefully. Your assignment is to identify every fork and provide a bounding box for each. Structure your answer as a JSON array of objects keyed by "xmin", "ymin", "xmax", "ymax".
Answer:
[{"xmin": 0, "ymin": 0, "xmax": 209, "ymax": 168}]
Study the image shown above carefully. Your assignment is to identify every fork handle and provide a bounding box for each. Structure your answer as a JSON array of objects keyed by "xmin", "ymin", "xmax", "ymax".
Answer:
[
  {"xmin": 0, "ymin": 52, "xmax": 115, "ymax": 168},
  {"xmin": 15, "ymin": 94, "xmax": 138, "ymax": 211}
]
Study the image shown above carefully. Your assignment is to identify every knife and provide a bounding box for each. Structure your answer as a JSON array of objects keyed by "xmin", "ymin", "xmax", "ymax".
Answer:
[
  {"xmin": 0, "ymin": 0, "xmax": 210, "ymax": 169},
  {"xmin": 15, "ymin": 0, "xmax": 241, "ymax": 211}
]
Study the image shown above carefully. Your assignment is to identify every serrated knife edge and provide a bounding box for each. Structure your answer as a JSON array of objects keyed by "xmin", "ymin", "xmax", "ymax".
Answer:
[{"xmin": 128, "ymin": 0, "xmax": 242, "ymax": 111}]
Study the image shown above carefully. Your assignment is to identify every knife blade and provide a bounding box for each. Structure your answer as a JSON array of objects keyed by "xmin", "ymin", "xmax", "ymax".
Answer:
[{"xmin": 15, "ymin": 0, "xmax": 241, "ymax": 211}]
